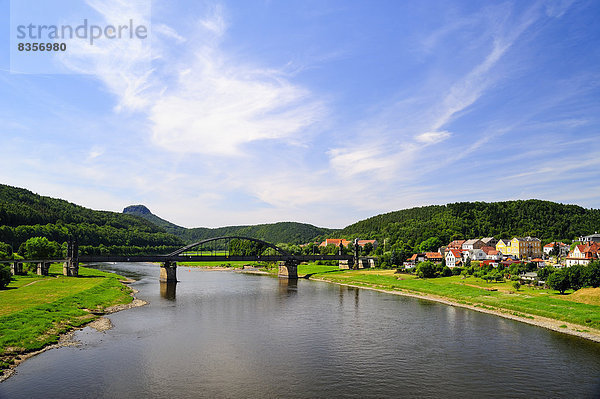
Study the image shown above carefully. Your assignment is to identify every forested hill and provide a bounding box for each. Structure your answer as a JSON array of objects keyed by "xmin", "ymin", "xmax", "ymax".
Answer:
[
  {"xmin": 123, "ymin": 205, "xmax": 332, "ymax": 245},
  {"xmin": 0, "ymin": 184, "xmax": 184, "ymax": 255},
  {"xmin": 339, "ymin": 200, "xmax": 600, "ymax": 251}
]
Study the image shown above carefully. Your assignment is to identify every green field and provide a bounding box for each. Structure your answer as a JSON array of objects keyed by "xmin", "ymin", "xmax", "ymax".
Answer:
[
  {"xmin": 178, "ymin": 260, "xmax": 261, "ymax": 268},
  {"xmin": 309, "ymin": 269, "xmax": 600, "ymax": 331},
  {"xmin": 0, "ymin": 264, "xmax": 133, "ymax": 371}
]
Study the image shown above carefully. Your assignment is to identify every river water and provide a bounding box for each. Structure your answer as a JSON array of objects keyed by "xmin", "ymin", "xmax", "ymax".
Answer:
[{"xmin": 1, "ymin": 263, "xmax": 599, "ymax": 398}]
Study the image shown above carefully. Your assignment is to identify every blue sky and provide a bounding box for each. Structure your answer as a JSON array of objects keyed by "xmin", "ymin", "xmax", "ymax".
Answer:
[{"xmin": 1, "ymin": 0, "xmax": 599, "ymax": 228}]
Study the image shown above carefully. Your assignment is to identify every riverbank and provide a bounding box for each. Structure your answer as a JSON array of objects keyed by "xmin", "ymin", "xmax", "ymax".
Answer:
[
  {"xmin": 0, "ymin": 265, "xmax": 145, "ymax": 382},
  {"xmin": 306, "ymin": 269, "xmax": 600, "ymax": 343}
]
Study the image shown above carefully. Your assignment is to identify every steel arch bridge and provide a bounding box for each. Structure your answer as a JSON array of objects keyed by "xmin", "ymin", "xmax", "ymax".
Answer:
[{"xmin": 5, "ymin": 236, "xmax": 358, "ymax": 281}]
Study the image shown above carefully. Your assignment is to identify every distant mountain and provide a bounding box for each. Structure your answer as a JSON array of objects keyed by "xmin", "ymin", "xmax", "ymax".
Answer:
[
  {"xmin": 123, "ymin": 205, "xmax": 333, "ymax": 245},
  {"xmin": 123, "ymin": 205, "xmax": 182, "ymax": 231},
  {"xmin": 339, "ymin": 200, "xmax": 600, "ymax": 252}
]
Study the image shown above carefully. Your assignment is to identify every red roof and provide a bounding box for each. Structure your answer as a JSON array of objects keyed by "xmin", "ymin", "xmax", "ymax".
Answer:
[
  {"xmin": 446, "ymin": 249, "xmax": 462, "ymax": 257},
  {"xmin": 425, "ymin": 252, "xmax": 443, "ymax": 259}
]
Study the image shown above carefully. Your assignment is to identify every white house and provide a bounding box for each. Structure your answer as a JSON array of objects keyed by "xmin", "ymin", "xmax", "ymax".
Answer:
[
  {"xmin": 566, "ymin": 243, "xmax": 600, "ymax": 267},
  {"xmin": 464, "ymin": 248, "xmax": 487, "ymax": 261},
  {"xmin": 445, "ymin": 249, "xmax": 462, "ymax": 268},
  {"xmin": 543, "ymin": 242, "xmax": 569, "ymax": 256}
]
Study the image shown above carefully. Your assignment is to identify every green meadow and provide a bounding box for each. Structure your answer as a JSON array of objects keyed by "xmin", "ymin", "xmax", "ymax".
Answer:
[{"xmin": 0, "ymin": 265, "xmax": 133, "ymax": 371}]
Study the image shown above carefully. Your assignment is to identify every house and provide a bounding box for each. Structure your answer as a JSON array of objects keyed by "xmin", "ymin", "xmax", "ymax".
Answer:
[
  {"xmin": 481, "ymin": 260, "xmax": 499, "ymax": 268},
  {"xmin": 481, "ymin": 237, "xmax": 498, "ymax": 247},
  {"xmin": 496, "ymin": 237, "xmax": 542, "ymax": 259},
  {"xmin": 462, "ymin": 239, "xmax": 485, "ymax": 250},
  {"xmin": 496, "ymin": 239, "xmax": 512, "ymax": 256},
  {"xmin": 445, "ymin": 249, "xmax": 462, "ymax": 268},
  {"xmin": 425, "ymin": 252, "xmax": 443, "ymax": 264},
  {"xmin": 543, "ymin": 242, "xmax": 569, "ymax": 256},
  {"xmin": 447, "ymin": 240, "xmax": 465, "ymax": 250},
  {"xmin": 579, "ymin": 233, "xmax": 600, "ymax": 243},
  {"xmin": 319, "ymin": 238, "xmax": 350, "ymax": 247},
  {"xmin": 481, "ymin": 246, "xmax": 502, "ymax": 260},
  {"xmin": 464, "ymin": 248, "xmax": 487, "ymax": 261},
  {"xmin": 519, "ymin": 272, "xmax": 542, "ymax": 285},
  {"xmin": 566, "ymin": 243, "xmax": 600, "ymax": 267},
  {"xmin": 405, "ymin": 253, "xmax": 427, "ymax": 267}
]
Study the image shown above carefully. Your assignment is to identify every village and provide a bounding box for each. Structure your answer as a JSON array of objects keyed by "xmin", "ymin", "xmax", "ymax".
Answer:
[{"xmin": 310, "ymin": 233, "xmax": 600, "ymax": 286}]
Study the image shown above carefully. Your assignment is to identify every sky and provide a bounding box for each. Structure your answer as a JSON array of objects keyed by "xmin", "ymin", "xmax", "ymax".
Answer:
[{"xmin": 0, "ymin": 0, "xmax": 599, "ymax": 229}]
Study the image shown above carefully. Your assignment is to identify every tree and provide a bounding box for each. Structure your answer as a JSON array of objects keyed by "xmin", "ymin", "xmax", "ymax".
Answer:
[
  {"xmin": 390, "ymin": 250, "xmax": 401, "ymax": 267},
  {"xmin": 584, "ymin": 261, "xmax": 600, "ymax": 288},
  {"xmin": 0, "ymin": 264, "xmax": 11, "ymax": 289},
  {"xmin": 512, "ymin": 281, "xmax": 521, "ymax": 291},
  {"xmin": 0, "ymin": 242, "xmax": 12, "ymax": 260},
  {"xmin": 419, "ymin": 237, "xmax": 442, "ymax": 253},
  {"xmin": 537, "ymin": 266, "xmax": 555, "ymax": 281},
  {"xmin": 20, "ymin": 237, "xmax": 62, "ymax": 259},
  {"xmin": 547, "ymin": 270, "xmax": 570, "ymax": 294},
  {"xmin": 567, "ymin": 265, "xmax": 586, "ymax": 291},
  {"xmin": 416, "ymin": 261, "xmax": 436, "ymax": 278}
]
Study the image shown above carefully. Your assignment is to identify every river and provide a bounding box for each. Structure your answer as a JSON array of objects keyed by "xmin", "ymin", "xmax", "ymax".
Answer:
[{"xmin": 1, "ymin": 263, "xmax": 599, "ymax": 398}]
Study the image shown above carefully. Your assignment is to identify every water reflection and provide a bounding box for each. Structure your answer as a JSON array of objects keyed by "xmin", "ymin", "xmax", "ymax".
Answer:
[
  {"xmin": 278, "ymin": 278, "xmax": 298, "ymax": 295},
  {"xmin": 159, "ymin": 281, "xmax": 177, "ymax": 300}
]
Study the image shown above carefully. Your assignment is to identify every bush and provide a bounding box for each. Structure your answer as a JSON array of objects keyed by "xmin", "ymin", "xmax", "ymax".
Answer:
[
  {"xmin": 452, "ymin": 267, "xmax": 463, "ymax": 276},
  {"xmin": 512, "ymin": 281, "xmax": 521, "ymax": 291},
  {"xmin": 0, "ymin": 264, "xmax": 11, "ymax": 289}
]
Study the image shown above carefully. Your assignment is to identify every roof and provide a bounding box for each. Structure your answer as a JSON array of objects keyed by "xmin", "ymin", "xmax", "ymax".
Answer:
[
  {"xmin": 321, "ymin": 238, "xmax": 350, "ymax": 247},
  {"xmin": 463, "ymin": 239, "xmax": 481, "ymax": 245},
  {"xmin": 481, "ymin": 237, "xmax": 496, "ymax": 243},
  {"xmin": 425, "ymin": 252, "xmax": 443, "ymax": 259},
  {"xmin": 513, "ymin": 236, "xmax": 541, "ymax": 242},
  {"xmin": 531, "ymin": 258, "xmax": 544, "ymax": 262},
  {"xmin": 446, "ymin": 249, "xmax": 462, "ymax": 257},
  {"xmin": 544, "ymin": 242, "xmax": 568, "ymax": 248}
]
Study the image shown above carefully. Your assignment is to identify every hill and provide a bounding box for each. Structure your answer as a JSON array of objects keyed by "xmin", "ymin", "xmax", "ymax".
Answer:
[
  {"xmin": 338, "ymin": 200, "xmax": 600, "ymax": 252},
  {"xmin": 0, "ymin": 184, "xmax": 184, "ymax": 255},
  {"xmin": 123, "ymin": 205, "xmax": 332, "ymax": 244}
]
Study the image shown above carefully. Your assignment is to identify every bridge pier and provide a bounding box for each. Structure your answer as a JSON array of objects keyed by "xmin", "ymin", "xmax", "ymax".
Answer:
[
  {"xmin": 37, "ymin": 262, "xmax": 50, "ymax": 276},
  {"xmin": 10, "ymin": 262, "xmax": 23, "ymax": 276},
  {"xmin": 278, "ymin": 259, "xmax": 298, "ymax": 279},
  {"xmin": 63, "ymin": 240, "xmax": 79, "ymax": 277},
  {"xmin": 160, "ymin": 261, "xmax": 177, "ymax": 282}
]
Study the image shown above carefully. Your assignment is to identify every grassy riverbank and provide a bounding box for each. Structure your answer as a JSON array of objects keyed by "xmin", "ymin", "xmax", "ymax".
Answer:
[
  {"xmin": 308, "ymin": 268, "xmax": 600, "ymax": 334},
  {"xmin": 0, "ymin": 264, "xmax": 134, "ymax": 374}
]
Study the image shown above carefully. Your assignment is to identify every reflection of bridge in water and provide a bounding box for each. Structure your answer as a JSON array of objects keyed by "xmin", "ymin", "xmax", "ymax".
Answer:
[{"xmin": 3, "ymin": 236, "xmax": 371, "ymax": 281}]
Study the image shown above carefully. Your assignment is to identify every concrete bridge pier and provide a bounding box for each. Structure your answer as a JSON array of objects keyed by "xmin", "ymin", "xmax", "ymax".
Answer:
[
  {"xmin": 278, "ymin": 259, "xmax": 298, "ymax": 279},
  {"xmin": 63, "ymin": 259, "xmax": 79, "ymax": 277},
  {"xmin": 63, "ymin": 240, "xmax": 79, "ymax": 277},
  {"xmin": 160, "ymin": 261, "xmax": 177, "ymax": 282},
  {"xmin": 10, "ymin": 262, "xmax": 23, "ymax": 276},
  {"xmin": 37, "ymin": 262, "xmax": 50, "ymax": 276}
]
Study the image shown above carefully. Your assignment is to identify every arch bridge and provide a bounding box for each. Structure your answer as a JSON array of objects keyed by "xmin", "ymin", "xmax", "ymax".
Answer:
[{"xmin": 73, "ymin": 236, "xmax": 357, "ymax": 281}]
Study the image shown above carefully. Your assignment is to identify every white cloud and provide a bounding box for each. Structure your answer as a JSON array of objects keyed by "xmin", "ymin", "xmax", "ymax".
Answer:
[{"xmin": 415, "ymin": 131, "xmax": 451, "ymax": 144}]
